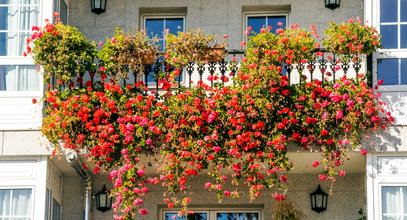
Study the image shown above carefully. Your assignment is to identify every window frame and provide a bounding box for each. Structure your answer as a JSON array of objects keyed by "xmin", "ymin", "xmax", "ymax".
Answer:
[
  {"xmin": 161, "ymin": 208, "xmax": 262, "ymax": 220},
  {"xmin": 0, "ymin": 186, "xmax": 34, "ymax": 220},
  {"xmin": 243, "ymin": 12, "xmax": 289, "ymax": 40},
  {"xmin": 369, "ymin": 0, "xmax": 407, "ymax": 90}
]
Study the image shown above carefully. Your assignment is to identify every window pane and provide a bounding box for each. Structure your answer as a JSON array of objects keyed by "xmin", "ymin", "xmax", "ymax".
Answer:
[
  {"xmin": 401, "ymin": 59, "xmax": 407, "ymax": 85},
  {"xmin": 0, "ymin": 0, "xmax": 19, "ymax": 4},
  {"xmin": 145, "ymin": 19, "xmax": 164, "ymax": 39},
  {"xmin": 267, "ymin": 16, "xmax": 286, "ymax": 34},
  {"xmin": 19, "ymin": 6, "xmax": 39, "ymax": 30},
  {"xmin": 217, "ymin": 213, "xmax": 259, "ymax": 220},
  {"xmin": 0, "ymin": 65, "xmax": 40, "ymax": 91},
  {"xmin": 0, "ymin": 190, "xmax": 11, "ymax": 215},
  {"xmin": 382, "ymin": 186, "xmax": 407, "ymax": 220},
  {"xmin": 166, "ymin": 18, "xmax": 183, "ymax": 35},
  {"xmin": 11, "ymin": 189, "xmax": 32, "ymax": 216},
  {"xmin": 378, "ymin": 59, "xmax": 399, "ymax": 85},
  {"xmin": 247, "ymin": 16, "xmax": 266, "ymax": 35},
  {"xmin": 401, "ymin": 25, "xmax": 407, "ymax": 49},
  {"xmin": 0, "ymin": 6, "xmax": 19, "ymax": 31},
  {"xmin": 52, "ymin": 199, "xmax": 61, "ymax": 220},
  {"xmin": 0, "ymin": 32, "xmax": 18, "ymax": 56},
  {"xmin": 21, "ymin": 0, "xmax": 39, "ymax": 4},
  {"xmin": 402, "ymin": 0, "xmax": 407, "ymax": 22},
  {"xmin": 381, "ymin": 25, "xmax": 398, "ymax": 49},
  {"xmin": 165, "ymin": 213, "xmax": 207, "ymax": 220},
  {"xmin": 380, "ymin": 0, "xmax": 398, "ymax": 22}
]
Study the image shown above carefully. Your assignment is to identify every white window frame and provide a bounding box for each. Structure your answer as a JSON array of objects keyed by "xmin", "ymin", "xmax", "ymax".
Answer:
[
  {"xmin": 243, "ymin": 12, "xmax": 289, "ymax": 41},
  {"xmin": 0, "ymin": 186, "xmax": 35, "ymax": 220},
  {"xmin": 366, "ymin": 0, "xmax": 407, "ymax": 91},
  {"xmin": 161, "ymin": 208, "xmax": 262, "ymax": 220},
  {"xmin": 0, "ymin": 0, "xmax": 55, "ymax": 96}
]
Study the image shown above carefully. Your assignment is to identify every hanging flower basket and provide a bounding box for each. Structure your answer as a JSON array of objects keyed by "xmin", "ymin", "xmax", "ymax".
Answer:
[{"xmin": 199, "ymin": 47, "xmax": 225, "ymax": 62}]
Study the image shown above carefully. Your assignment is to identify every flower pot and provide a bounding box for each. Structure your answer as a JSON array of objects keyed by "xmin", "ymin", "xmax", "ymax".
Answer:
[
  {"xmin": 142, "ymin": 53, "xmax": 156, "ymax": 65},
  {"xmin": 199, "ymin": 47, "xmax": 224, "ymax": 62}
]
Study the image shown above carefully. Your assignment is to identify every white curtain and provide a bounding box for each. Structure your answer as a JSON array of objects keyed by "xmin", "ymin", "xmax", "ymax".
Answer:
[
  {"xmin": 0, "ymin": 65, "xmax": 39, "ymax": 91},
  {"xmin": 382, "ymin": 186, "xmax": 407, "ymax": 220},
  {"xmin": 0, "ymin": 189, "xmax": 32, "ymax": 219}
]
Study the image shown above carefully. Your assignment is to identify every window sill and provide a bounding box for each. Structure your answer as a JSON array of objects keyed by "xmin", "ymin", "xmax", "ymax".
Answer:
[{"xmin": 377, "ymin": 85, "xmax": 407, "ymax": 92}]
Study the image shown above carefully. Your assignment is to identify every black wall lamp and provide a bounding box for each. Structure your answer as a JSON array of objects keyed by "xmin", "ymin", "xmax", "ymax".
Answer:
[
  {"xmin": 325, "ymin": 0, "xmax": 340, "ymax": 10},
  {"xmin": 91, "ymin": 0, "xmax": 107, "ymax": 14},
  {"xmin": 95, "ymin": 185, "xmax": 112, "ymax": 212},
  {"xmin": 310, "ymin": 184, "xmax": 328, "ymax": 213}
]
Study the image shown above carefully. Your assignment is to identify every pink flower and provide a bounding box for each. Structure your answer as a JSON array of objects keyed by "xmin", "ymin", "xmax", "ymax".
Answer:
[
  {"xmin": 133, "ymin": 198, "xmax": 143, "ymax": 205},
  {"xmin": 312, "ymin": 161, "xmax": 319, "ymax": 167},
  {"xmin": 205, "ymin": 182, "xmax": 212, "ymax": 188},
  {"xmin": 137, "ymin": 169, "xmax": 144, "ymax": 176},
  {"xmin": 377, "ymin": 79, "xmax": 384, "ymax": 85},
  {"xmin": 319, "ymin": 174, "xmax": 328, "ymax": 181},
  {"xmin": 240, "ymin": 41, "xmax": 247, "ymax": 46},
  {"xmin": 360, "ymin": 149, "xmax": 368, "ymax": 156},
  {"xmin": 138, "ymin": 208, "xmax": 148, "ymax": 215},
  {"xmin": 277, "ymin": 22, "xmax": 284, "ymax": 26},
  {"xmin": 111, "ymin": 37, "xmax": 117, "ymax": 44},
  {"xmin": 339, "ymin": 170, "xmax": 346, "ymax": 177},
  {"xmin": 99, "ymin": 66, "xmax": 106, "ymax": 72},
  {"xmin": 224, "ymin": 191, "xmax": 231, "ymax": 196},
  {"xmin": 335, "ymin": 110, "xmax": 343, "ymax": 119}
]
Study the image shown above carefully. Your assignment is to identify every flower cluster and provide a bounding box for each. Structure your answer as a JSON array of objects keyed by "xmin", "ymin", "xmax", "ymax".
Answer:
[
  {"xmin": 323, "ymin": 17, "xmax": 381, "ymax": 56},
  {"xmin": 29, "ymin": 17, "xmax": 392, "ymax": 220}
]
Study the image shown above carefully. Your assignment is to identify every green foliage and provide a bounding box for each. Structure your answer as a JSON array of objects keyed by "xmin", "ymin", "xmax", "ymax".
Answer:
[
  {"xmin": 30, "ymin": 23, "xmax": 97, "ymax": 83},
  {"xmin": 98, "ymin": 28, "xmax": 158, "ymax": 79}
]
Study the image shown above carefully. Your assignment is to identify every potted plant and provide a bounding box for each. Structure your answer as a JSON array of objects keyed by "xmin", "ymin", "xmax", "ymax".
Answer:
[
  {"xmin": 272, "ymin": 199, "xmax": 304, "ymax": 220},
  {"xmin": 98, "ymin": 28, "xmax": 158, "ymax": 79},
  {"xmin": 165, "ymin": 29, "xmax": 228, "ymax": 68},
  {"xmin": 323, "ymin": 18, "xmax": 381, "ymax": 56},
  {"xmin": 26, "ymin": 20, "xmax": 97, "ymax": 84}
]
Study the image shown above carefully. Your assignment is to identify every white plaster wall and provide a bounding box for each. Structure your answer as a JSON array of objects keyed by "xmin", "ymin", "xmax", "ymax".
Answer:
[
  {"xmin": 0, "ymin": 131, "xmax": 52, "ymax": 156},
  {"xmin": 61, "ymin": 173, "xmax": 365, "ymax": 220},
  {"xmin": 68, "ymin": 0, "xmax": 363, "ymax": 50}
]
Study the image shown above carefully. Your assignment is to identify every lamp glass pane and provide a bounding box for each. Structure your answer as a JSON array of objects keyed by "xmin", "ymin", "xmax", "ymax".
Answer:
[
  {"xmin": 316, "ymin": 194, "xmax": 323, "ymax": 207},
  {"xmin": 99, "ymin": 194, "xmax": 107, "ymax": 207}
]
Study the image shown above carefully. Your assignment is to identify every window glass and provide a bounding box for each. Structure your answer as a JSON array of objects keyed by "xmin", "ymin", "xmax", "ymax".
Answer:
[
  {"xmin": 52, "ymin": 199, "xmax": 61, "ymax": 220},
  {"xmin": 247, "ymin": 15, "xmax": 286, "ymax": 35},
  {"xmin": 401, "ymin": 25, "xmax": 407, "ymax": 49},
  {"xmin": 380, "ymin": 0, "xmax": 398, "ymax": 22},
  {"xmin": 217, "ymin": 213, "xmax": 259, "ymax": 220},
  {"xmin": 0, "ymin": 65, "xmax": 40, "ymax": 91},
  {"xmin": 0, "ymin": 189, "xmax": 32, "ymax": 220},
  {"xmin": 402, "ymin": 0, "xmax": 407, "ymax": 22},
  {"xmin": 145, "ymin": 17, "xmax": 184, "ymax": 51},
  {"xmin": 165, "ymin": 213, "xmax": 207, "ymax": 220},
  {"xmin": 380, "ymin": 25, "xmax": 398, "ymax": 49},
  {"xmin": 378, "ymin": 59, "xmax": 399, "ymax": 85},
  {"xmin": 382, "ymin": 186, "xmax": 407, "ymax": 220},
  {"xmin": 401, "ymin": 59, "xmax": 407, "ymax": 85}
]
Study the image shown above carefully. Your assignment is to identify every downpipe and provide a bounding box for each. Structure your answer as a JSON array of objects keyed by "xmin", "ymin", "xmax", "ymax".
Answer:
[{"xmin": 65, "ymin": 150, "xmax": 92, "ymax": 220}]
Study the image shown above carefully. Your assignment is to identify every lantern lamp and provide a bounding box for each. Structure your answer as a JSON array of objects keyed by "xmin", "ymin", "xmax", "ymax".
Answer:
[
  {"xmin": 325, "ymin": 0, "xmax": 340, "ymax": 10},
  {"xmin": 91, "ymin": 0, "xmax": 107, "ymax": 14},
  {"xmin": 95, "ymin": 185, "xmax": 112, "ymax": 212},
  {"xmin": 310, "ymin": 184, "xmax": 328, "ymax": 213}
]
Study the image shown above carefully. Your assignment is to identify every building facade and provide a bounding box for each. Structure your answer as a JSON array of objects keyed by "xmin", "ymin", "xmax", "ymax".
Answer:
[{"xmin": 0, "ymin": 0, "xmax": 406, "ymax": 219}]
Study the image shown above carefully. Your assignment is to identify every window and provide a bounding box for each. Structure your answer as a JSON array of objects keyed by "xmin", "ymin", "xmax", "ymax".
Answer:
[
  {"xmin": 0, "ymin": 0, "xmax": 40, "ymax": 91},
  {"xmin": 143, "ymin": 16, "xmax": 185, "ymax": 83},
  {"xmin": 381, "ymin": 186, "xmax": 407, "ymax": 219},
  {"xmin": 0, "ymin": 188, "xmax": 33, "ymax": 220},
  {"xmin": 163, "ymin": 210, "xmax": 261, "ymax": 220},
  {"xmin": 246, "ymin": 14, "xmax": 287, "ymax": 35},
  {"xmin": 376, "ymin": 0, "xmax": 407, "ymax": 86},
  {"xmin": 144, "ymin": 16, "xmax": 185, "ymax": 51}
]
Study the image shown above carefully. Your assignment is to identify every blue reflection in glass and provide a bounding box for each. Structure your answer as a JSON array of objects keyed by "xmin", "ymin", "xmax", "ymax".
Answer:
[
  {"xmin": 401, "ymin": 25, "xmax": 407, "ymax": 48},
  {"xmin": 247, "ymin": 17, "xmax": 266, "ymax": 36},
  {"xmin": 146, "ymin": 19, "xmax": 164, "ymax": 38},
  {"xmin": 380, "ymin": 0, "xmax": 398, "ymax": 22},
  {"xmin": 381, "ymin": 25, "xmax": 398, "ymax": 49},
  {"xmin": 166, "ymin": 18, "xmax": 183, "ymax": 35},
  {"xmin": 267, "ymin": 16, "xmax": 286, "ymax": 34},
  {"xmin": 216, "ymin": 213, "xmax": 259, "ymax": 220},
  {"xmin": 165, "ymin": 213, "xmax": 207, "ymax": 220},
  {"xmin": 401, "ymin": 59, "xmax": 407, "ymax": 85},
  {"xmin": 0, "ymin": 32, "xmax": 6, "ymax": 55},
  {"xmin": 401, "ymin": 0, "xmax": 407, "ymax": 22},
  {"xmin": 378, "ymin": 58, "xmax": 399, "ymax": 85}
]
